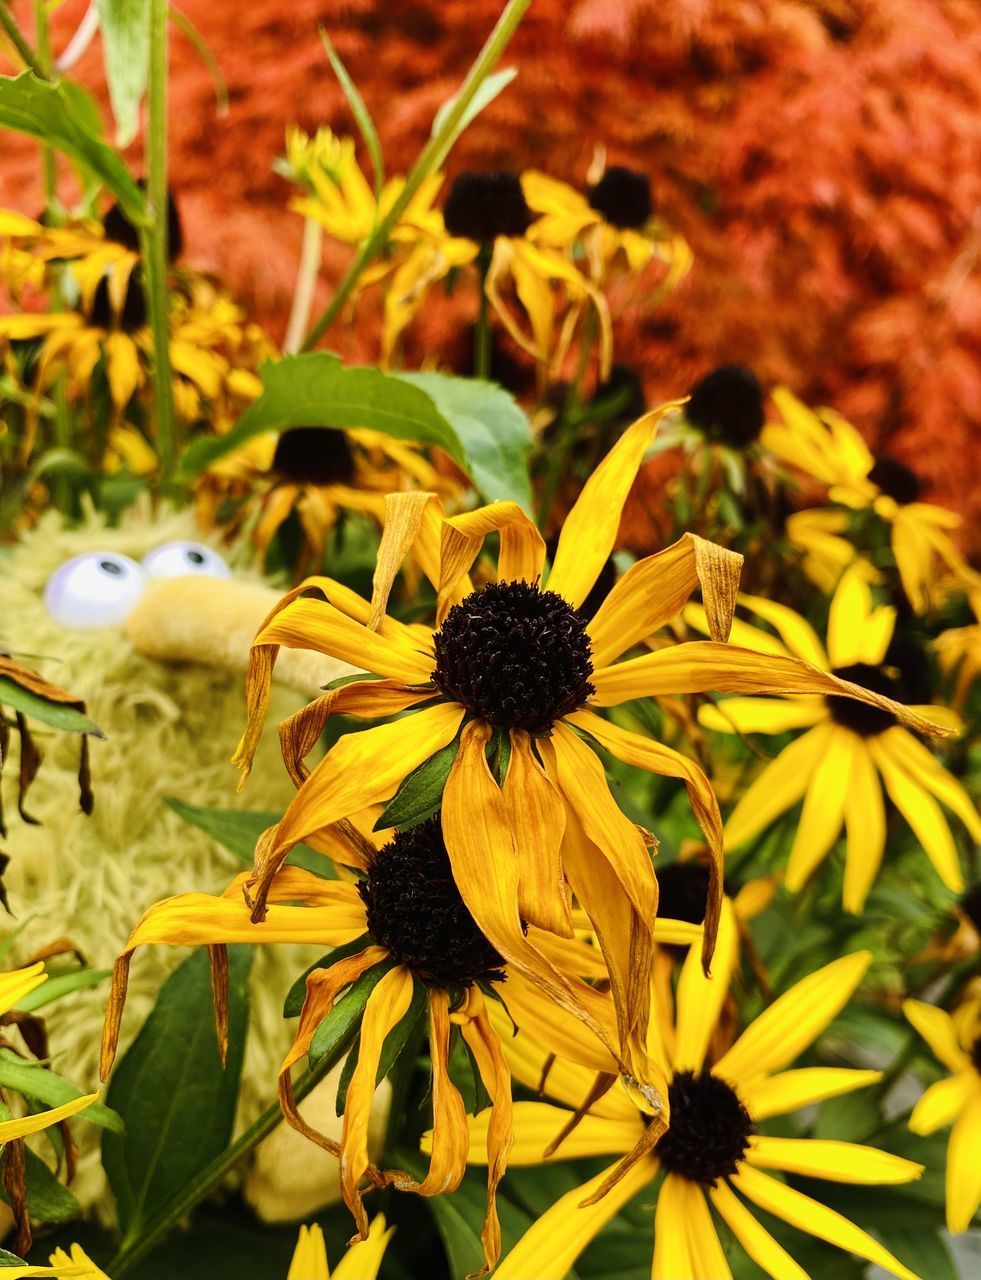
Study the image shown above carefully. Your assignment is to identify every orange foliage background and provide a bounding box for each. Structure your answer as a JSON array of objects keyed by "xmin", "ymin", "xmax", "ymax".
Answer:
[{"xmin": 1, "ymin": 0, "xmax": 979, "ymax": 544}]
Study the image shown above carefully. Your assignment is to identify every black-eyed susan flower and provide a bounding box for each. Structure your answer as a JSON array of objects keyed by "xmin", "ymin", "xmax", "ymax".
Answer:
[
  {"xmin": 3, "ymin": 1214, "xmax": 392, "ymax": 1278},
  {"xmin": 100, "ymin": 815, "xmax": 621, "ymax": 1275},
  {"xmin": 522, "ymin": 162, "xmax": 691, "ymax": 293},
  {"xmin": 460, "ymin": 904, "xmax": 923, "ymax": 1280},
  {"xmin": 693, "ymin": 566, "xmax": 979, "ymax": 911},
  {"xmin": 232, "ymin": 404, "xmax": 939, "ymax": 1082},
  {"xmin": 904, "ymin": 995, "xmax": 981, "ymax": 1233},
  {"xmin": 763, "ymin": 388, "xmax": 979, "ymax": 611},
  {"xmin": 934, "ymin": 586, "xmax": 981, "ymax": 711}
]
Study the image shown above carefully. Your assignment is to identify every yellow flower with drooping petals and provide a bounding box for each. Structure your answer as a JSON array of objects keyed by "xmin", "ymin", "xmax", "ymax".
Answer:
[
  {"xmin": 692, "ymin": 566, "xmax": 979, "ymax": 910},
  {"xmin": 905, "ymin": 996, "xmax": 981, "ymax": 1233},
  {"xmin": 230, "ymin": 404, "xmax": 937, "ymax": 1086}
]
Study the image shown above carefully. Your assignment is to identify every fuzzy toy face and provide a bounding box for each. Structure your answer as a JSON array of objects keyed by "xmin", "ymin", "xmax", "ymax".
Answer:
[{"xmin": 2, "ymin": 506, "xmax": 342, "ymax": 1215}]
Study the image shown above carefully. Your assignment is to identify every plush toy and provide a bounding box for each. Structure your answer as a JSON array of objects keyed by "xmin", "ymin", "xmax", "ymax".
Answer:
[{"xmin": 0, "ymin": 500, "xmax": 376, "ymax": 1219}]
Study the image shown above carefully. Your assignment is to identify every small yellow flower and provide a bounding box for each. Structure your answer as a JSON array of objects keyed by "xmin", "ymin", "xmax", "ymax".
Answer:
[
  {"xmin": 693, "ymin": 566, "xmax": 979, "ymax": 910},
  {"xmin": 905, "ymin": 996, "xmax": 981, "ymax": 1232}
]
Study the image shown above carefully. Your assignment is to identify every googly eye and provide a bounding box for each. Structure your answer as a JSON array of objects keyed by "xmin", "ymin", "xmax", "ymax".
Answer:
[
  {"xmin": 44, "ymin": 552, "xmax": 147, "ymax": 628},
  {"xmin": 141, "ymin": 541, "xmax": 232, "ymax": 581}
]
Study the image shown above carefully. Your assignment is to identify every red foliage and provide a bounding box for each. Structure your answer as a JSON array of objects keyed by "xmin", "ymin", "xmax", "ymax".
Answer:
[{"xmin": 1, "ymin": 0, "xmax": 978, "ymax": 544}]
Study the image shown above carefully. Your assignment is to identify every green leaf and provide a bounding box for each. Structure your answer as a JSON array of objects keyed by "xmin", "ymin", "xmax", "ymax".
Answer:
[
  {"xmin": 95, "ymin": 0, "xmax": 151, "ymax": 146},
  {"xmin": 282, "ymin": 934, "xmax": 372, "ymax": 1018},
  {"xmin": 308, "ymin": 959, "xmax": 393, "ymax": 1067},
  {"xmin": 872, "ymin": 1229, "xmax": 958, "ymax": 1280},
  {"xmin": 164, "ymin": 798, "xmax": 333, "ymax": 878},
  {"xmin": 0, "ymin": 1250, "xmax": 27, "ymax": 1266},
  {"xmin": 335, "ymin": 980, "xmax": 426, "ymax": 1116},
  {"xmin": 374, "ymin": 740, "xmax": 460, "ymax": 831},
  {"xmin": 321, "ymin": 671, "xmax": 385, "ymax": 693},
  {"xmin": 180, "ymin": 355, "xmax": 533, "ymax": 508},
  {"xmin": 318, "ymin": 27, "xmax": 383, "ymax": 198},
  {"xmin": 102, "ymin": 946, "xmax": 252, "ymax": 1243},
  {"xmin": 0, "ymin": 1148, "xmax": 82, "ymax": 1224},
  {"xmin": 14, "ymin": 967, "xmax": 110, "ymax": 1013},
  {"xmin": 431, "ymin": 66, "xmax": 517, "ymax": 147},
  {"xmin": 396, "ymin": 370, "xmax": 533, "ymax": 509},
  {"xmin": 0, "ymin": 74, "xmax": 145, "ymax": 222},
  {"xmin": 0, "ymin": 677, "xmax": 102, "ymax": 737},
  {"xmin": 0, "ymin": 1049, "xmax": 122, "ymax": 1132}
]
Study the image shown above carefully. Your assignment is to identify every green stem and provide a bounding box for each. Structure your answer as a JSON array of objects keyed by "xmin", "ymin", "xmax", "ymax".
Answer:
[
  {"xmin": 143, "ymin": 0, "xmax": 177, "ymax": 489},
  {"xmin": 0, "ymin": 2, "xmax": 44, "ymax": 76},
  {"xmin": 474, "ymin": 242, "xmax": 492, "ymax": 378},
  {"xmin": 31, "ymin": 0, "xmax": 57, "ymax": 211},
  {"xmin": 301, "ymin": 0, "xmax": 533, "ymax": 351},
  {"xmin": 536, "ymin": 308, "xmax": 597, "ymax": 530},
  {"xmin": 107, "ymin": 1049, "xmax": 344, "ymax": 1278},
  {"xmin": 283, "ymin": 217, "xmax": 324, "ymax": 354}
]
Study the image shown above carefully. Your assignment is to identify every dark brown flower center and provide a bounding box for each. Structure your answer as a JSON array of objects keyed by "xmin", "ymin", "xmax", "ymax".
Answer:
[
  {"xmin": 657, "ymin": 1069, "xmax": 754, "ymax": 1185},
  {"xmin": 686, "ymin": 364, "xmax": 766, "ymax": 448},
  {"xmin": 869, "ymin": 455, "xmax": 921, "ymax": 506},
  {"xmin": 826, "ymin": 662, "xmax": 899, "ymax": 737},
  {"xmin": 431, "ymin": 580, "xmax": 595, "ymax": 734},
  {"xmin": 587, "ymin": 166, "xmax": 652, "ymax": 230},
  {"xmin": 443, "ymin": 171, "xmax": 533, "ymax": 242},
  {"xmin": 359, "ymin": 816, "xmax": 505, "ymax": 989},
  {"xmin": 272, "ymin": 427, "xmax": 356, "ymax": 487}
]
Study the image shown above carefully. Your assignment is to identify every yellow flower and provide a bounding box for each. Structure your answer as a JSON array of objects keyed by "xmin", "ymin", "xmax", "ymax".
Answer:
[
  {"xmin": 1, "ymin": 1214, "xmax": 392, "ymax": 1279},
  {"xmin": 693, "ymin": 566, "xmax": 979, "ymax": 910},
  {"xmin": 232, "ymin": 404, "xmax": 936, "ymax": 1079},
  {"xmin": 763, "ymin": 388, "xmax": 979, "ymax": 611},
  {"xmin": 905, "ymin": 997, "xmax": 981, "ymax": 1233},
  {"xmin": 100, "ymin": 817, "xmax": 623, "ymax": 1276},
  {"xmin": 0, "ymin": 962, "xmax": 98, "ymax": 1144},
  {"xmin": 523, "ymin": 161, "xmax": 691, "ymax": 292},
  {"xmin": 934, "ymin": 585, "xmax": 981, "ymax": 710},
  {"xmin": 460, "ymin": 905, "xmax": 922, "ymax": 1280}
]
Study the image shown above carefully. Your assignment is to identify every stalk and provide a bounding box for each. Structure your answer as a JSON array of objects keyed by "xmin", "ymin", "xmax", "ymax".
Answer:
[
  {"xmin": 473, "ymin": 242, "xmax": 492, "ymax": 378},
  {"xmin": 301, "ymin": 0, "xmax": 533, "ymax": 351},
  {"xmin": 283, "ymin": 217, "xmax": 324, "ymax": 354},
  {"xmin": 0, "ymin": 2, "xmax": 44, "ymax": 76},
  {"xmin": 107, "ymin": 1049, "xmax": 344, "ymax": 1277},
  {"xmin": 143, "ymin": 0, "xmax": 177, "ymax": 489},
  {"xmin": 31, "ymin": 0, "xmax": 57, "ymax": 211}
]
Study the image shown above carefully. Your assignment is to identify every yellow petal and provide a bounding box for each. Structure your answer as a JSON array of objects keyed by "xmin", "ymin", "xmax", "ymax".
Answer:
[
  {"xmin": 736, "ymin": 592, "xmax": 829, "ymax": 668},
  {"xmin": 678, "ymin": 1176, "xmax": 733, "ymax": 1280},
  {"xmin": 945, "ymin": 1092, "xmax": 981, "ymax": 1232},
  {"xmin": 4, "ymin": 1242, "xmax": 109, "ymax": 1278},
  {"xmin": 0, "ymin": 1092, "xmax": 98, "ymax": 1144},
  {"xmin": 563, "ymin": 711, "xmax": 724, "ymax": 978},
  {"xmin": 672, "ymin": 899, "xmax": 739, "ymax": 1073},
  {"xmin": 330, "ymin": 1214, "xmax": 394, "ymax": 1280},
  {"xmin": 709, "ymin": 1180, "xmax": 810, "ymax": 1280},
  {"xmin": 748, "ymin": 1135, "xmax": 922, "ymax": 1184},
  {"xmin": 733, "ymin": 1164, "xmax": 920, "ymax": 1280},
  {"xmin": 724, "ymin": 722, "xmax": 832, "ymax": 850},
  {"xmin": 455, "ymin": 1099, "xmax": 640, "ymax": 1165},
  {"xmin": 103, "ymin": 332, "xmax": 142, "ymax": 408},
  {"xmin": 742, "ymin": 1068, "xmax": 883, "ymax": 1120},
  {"xmin": 785, "ymin": 728, "xmax": 855, "ymax": 892},
  {"xmin": 909, "ymin": 1072, "xmax": 978, "ymax": 1136},
  {"xmin": 715, "ymin": 952, "xmax": 872, "ymax": 1084},
  {"xmin": 280, "ymin": 946, "xmax": 387, "ymax": 1076},
  {"xmin": 591, "ymin": 643, "xmax": 948, "ymax": 738},
  {"xmin": 842, "ymin": 740, "xmax": 887, "ymax": 912},
  {"xmin": 287, "ymin": 1224, "xmax": 330, "ymax": 1280},
  {"xmin": 827, "ymin": 565, "xmax": 895, "ymax": 668},
  {"xmin": 548, "ymin": 402, "xmax": 683, "ymax": 609},
  {"xmin": 494, "ymin": 1159, "xmax": 655, "ymax": 1280},
  {"xmin": 876, "ymin": 727, "xmax": 981, "ymax": 843},
  {"xmin": 369, "ymin": 491, "xmax": 437, "ymax": 630},
  {"xmin": 902, "ymin": 1000, "xmax": 970, "ymax": 1073},
  {"xmin": 698, "ymin": 696, "xmax": 826, "ymax": 736},
  {"xmin": 251, "ymin": 704, "xmax": 464, "ymax": 907},
  {"xmin": 869, "ymin": 739, "xmax": 965, "ymax": 892},
  {"xmin": 505, "ymin": 730, "xmax": 572, "ymax": 936},
  {"xmin": 442, "ymin": 721, "xmax": 625, "ymax": 1071},
  {"xmin": 587, "ymin": 532, "xmax": 743, "ymax": 669},
  {"xmin": 651, "ymin": 1173, "xmax": 697, "ymax": 1280},
  {"xmin": 0, "ymin": 961, "xmax": 48, "ymax": 1017},
  {"xmin": 340, "ymin": 966, "xmax": 415, "ymax": 1236},
  {"xmin": 438, "ymin": 502, "xmax": 545, "ymax": 623}
]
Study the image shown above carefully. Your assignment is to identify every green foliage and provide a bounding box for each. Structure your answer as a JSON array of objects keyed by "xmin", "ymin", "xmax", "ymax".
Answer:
[
  {"xmin": 374, "ymin": 740, "xmax": 460, "ymax": 831},
  {"xmin": 0, "ymin": 74, "xmax": 145, "ymax": 221},
  {"xmin": 102, "ymin": 947, "xmax": 252, "ymax": 1245},
  {"xmin": 13, "ymin": 968, "xmax": 111, "ymax": 1013},
  {"xmin": 164, "ymin": 798, "xmax": 334, "ymax": 879},
  {"xmin": 95, "ymin": 0, "xmax": 151, "ymax": 147},
  {"xmin": 0, "ymin": 1148, "xmax": 82, "ymax": 1225},
  {"xmin": 431, "ymin": 66, "xmax": 517, "ymax": 143},
  {"xmin": 308, "ymin": 959, "xmax": 393, "ymax": 1065},
  {"xmin": 282, "ymin": 933, "xmax": 373, "ymax": 1018},
  {"xmin": 0, "ymin": 677, "xmax": 102, "ymax": 737},
  {"xmin": 180, "ymin": 354, "xmax": 533, "ymax": 508},
  {"xmin": 0, "ymin": 1049, "xmax": 122, "ymax": 1132}
]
